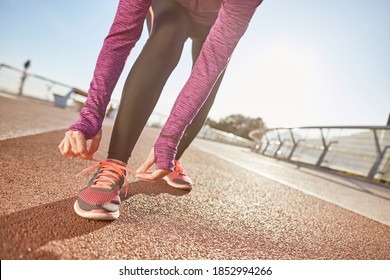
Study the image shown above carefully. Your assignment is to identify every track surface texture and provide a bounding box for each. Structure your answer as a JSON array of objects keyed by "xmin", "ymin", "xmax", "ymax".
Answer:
[{"xmin": 1, "ymin": 95, "xmax": 389, "ymax": 260}]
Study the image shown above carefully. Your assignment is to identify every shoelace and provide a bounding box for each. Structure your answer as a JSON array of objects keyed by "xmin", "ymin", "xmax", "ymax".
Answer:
[
  {"xmin": 174, "ymin": 160, "xmax": 185, "ymax": 175},
  {"xmin": 76, "ymin": 159, "xmax": 137, "ymax": 197}
]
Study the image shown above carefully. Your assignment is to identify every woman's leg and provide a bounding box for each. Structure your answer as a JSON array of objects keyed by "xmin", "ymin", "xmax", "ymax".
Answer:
[
  {"xmin": 107, "ymin": 1, "xmax": 191, "ymax": 163},
  {"xmin": 175, "ymin": 36, "xmax": 227, "ymax": 160}
]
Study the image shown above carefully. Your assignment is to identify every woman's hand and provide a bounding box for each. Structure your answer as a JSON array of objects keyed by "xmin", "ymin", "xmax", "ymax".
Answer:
[
  {"xmin": 58, "ymin": 129, "xmax": 102, "ymax": 160},
  {"xmin": 136, "ymin": 148, "xmax": 171, "ymax": 182}
]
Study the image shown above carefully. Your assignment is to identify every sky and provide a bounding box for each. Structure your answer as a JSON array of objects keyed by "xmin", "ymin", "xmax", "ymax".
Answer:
[{"xmin": 0, "ymin": 0, "xmax": 389, "ymax": 128}]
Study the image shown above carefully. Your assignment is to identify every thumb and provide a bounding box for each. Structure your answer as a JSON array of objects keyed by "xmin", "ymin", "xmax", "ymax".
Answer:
[{"xmin": 88, "ymin": 130, "xmax": 102, "ymax": 156}]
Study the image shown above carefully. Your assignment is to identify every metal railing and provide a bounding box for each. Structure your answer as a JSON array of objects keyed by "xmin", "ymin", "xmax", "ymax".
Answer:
[
  {"xmin": 197, "ymin": 125, "xmax": 255, "ymax": 148},
  {"xmin": 147, "ymin": 112, "xmax": 255, "ymax": 148},
  {"xmin": 0, "ymin": 63, "xmax": 118, "ymax": 114},
  {"xmin": 0, "ymin": 63, "xmax": 75, "ymax": 100},
  {"xmin": 249, "ymin": 126, "xmax": 390, "ymax": 184}
]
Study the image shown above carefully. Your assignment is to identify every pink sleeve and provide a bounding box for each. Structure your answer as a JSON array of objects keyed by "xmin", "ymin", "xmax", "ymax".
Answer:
[
  {"xmin": 154, "ymin": 0, "xmax": 263, "ymax": 170},
  {"xmin": 68, "ymin": 0, "xmax": 151, "ymax": 139}
]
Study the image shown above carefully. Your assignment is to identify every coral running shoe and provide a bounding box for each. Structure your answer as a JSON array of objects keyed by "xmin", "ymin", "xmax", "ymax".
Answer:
[
  {"xmin": 163, "ymin": 160, "xmax": 193, "ymax": 190},
  {"xmin": 74, "ymin": 160, "xmax": 133, "ymax": 220}
]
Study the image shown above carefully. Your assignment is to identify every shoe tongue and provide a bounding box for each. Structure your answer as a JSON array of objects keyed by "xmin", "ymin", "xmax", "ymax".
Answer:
[{"xmin": 96, "ymin": 166, "xmax": 124, "ymax": 185}]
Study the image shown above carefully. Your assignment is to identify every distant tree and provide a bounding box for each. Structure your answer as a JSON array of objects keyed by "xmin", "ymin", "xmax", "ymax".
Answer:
[
  {"xmin": 205, "ymin": 117, "xmax": 218, "ymax": 128},
  {"xmin": 205, "ymin": 114, "xmax": 266, "ymax": 140}
]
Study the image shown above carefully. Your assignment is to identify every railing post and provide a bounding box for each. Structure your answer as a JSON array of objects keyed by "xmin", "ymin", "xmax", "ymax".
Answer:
[
  {"xmin": 18, "ymin": 70, "xmax": 28, "ymax": 96},
  {"xmin": 275, "ymin": 139, "xmax": 288, "ymax": 157},
  {"xmin": 261, "ymin": 140, "xmax": 269, "ymax": 154},
  {"xmin": 315, "ymin": 128, "xmax": 338, "ymax": 167},
  {"xmin": 18, "ymin": 60, "xmax": 31, "ymax": 96},
  {"xmin": 288, "ymin": 139, "xmax": 304, "ymax": 161},
  {"xmin": 367, "ymin": 129, "xmax": 385, "ymax": 180},
  {"xmin": 287, "ymin": 128, "xmax": 298, "ymax": 160},
  {"xmin": 261, "ymin": 133, "xmax": 270, "ymax": 155},
  {"xmin": 274, "ymin": 129, "xmax": 283, "ymax": 157}
]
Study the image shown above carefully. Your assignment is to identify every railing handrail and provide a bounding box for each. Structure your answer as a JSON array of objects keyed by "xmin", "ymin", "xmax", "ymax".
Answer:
[{"xmin": 0, "ymin": 63, "xmax": 75, "ymax": 89}]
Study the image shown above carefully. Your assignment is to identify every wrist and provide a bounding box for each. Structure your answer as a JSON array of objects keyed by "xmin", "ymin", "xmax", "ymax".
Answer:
[{"xmin": 68, "ymin": 106, "xmax": 103, "ymax": 140}]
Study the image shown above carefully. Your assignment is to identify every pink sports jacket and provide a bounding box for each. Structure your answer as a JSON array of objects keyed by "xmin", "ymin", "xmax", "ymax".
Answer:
[{"xmin": 68, "ymin": 0, "xmax": 263, "ymax": 170}]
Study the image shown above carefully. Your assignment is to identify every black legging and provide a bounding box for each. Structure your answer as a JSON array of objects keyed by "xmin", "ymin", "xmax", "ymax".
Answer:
[{"xmin": 108, "ymin": 0, "xmax": 226, "ymax": 163}]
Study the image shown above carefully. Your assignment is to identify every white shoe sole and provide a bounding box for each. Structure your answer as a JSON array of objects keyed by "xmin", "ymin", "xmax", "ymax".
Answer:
[{"xmin": 74, "ymin": 201, "xmax": 119, "ymax": 220}]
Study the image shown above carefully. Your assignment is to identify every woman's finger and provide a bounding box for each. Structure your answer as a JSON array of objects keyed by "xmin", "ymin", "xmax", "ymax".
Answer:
[
  {"xmin": 135, "ymin": 169, "xmax": 170, "ymax": 182},
  {"xmin": 66, "ymin": 133, "xmax": 79, "ymax": 156},
  {"xmin": 88, "ymin": 130, "xmax": 102, "ymax": 156},
  {"xmin": 58, "ymin": 138, "xmax": 65, "ymax": 154},
  {"xmin": 62, "ymin": 137, "xmax": 76, "ymax": 158},
  {"xmin": 74, "ymin": 132, "xmax": 91, "ymax": 159}
]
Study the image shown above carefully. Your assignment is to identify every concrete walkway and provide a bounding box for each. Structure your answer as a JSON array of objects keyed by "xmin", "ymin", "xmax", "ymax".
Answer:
[{"xmin": 1, "ymin": 94, "xmax": 389, "ymax": 260}]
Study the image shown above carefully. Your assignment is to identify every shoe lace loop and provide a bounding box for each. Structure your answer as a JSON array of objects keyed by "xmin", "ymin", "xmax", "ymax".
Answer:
[
  {"xmin": 76, "ymin": 159, "xmax": 136, "ymax": 197},
  {"xmin": 174, "ymin": 160, "xmax": 185, "ymax": 175}
]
